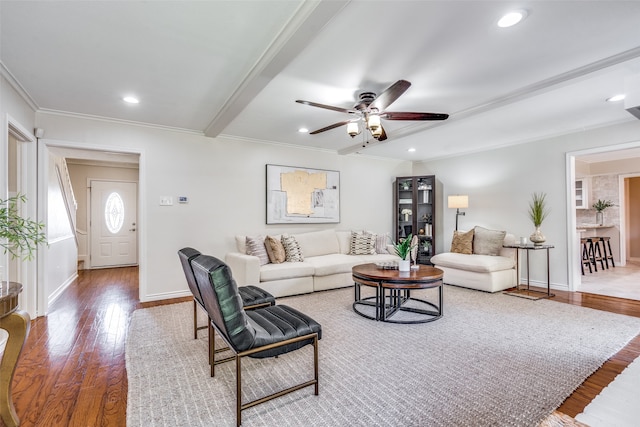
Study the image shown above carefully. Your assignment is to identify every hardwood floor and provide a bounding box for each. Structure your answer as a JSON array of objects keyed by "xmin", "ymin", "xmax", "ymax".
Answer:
[
  {"xmin": 3, "ymin": 268, "xmax": 639, "ymax": 426},
  {"xmin": 3, "ymin": 267, "xmax": 189, "ymax": 427}
]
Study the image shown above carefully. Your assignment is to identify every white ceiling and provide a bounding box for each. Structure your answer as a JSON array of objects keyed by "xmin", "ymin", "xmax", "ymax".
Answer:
[{"xmin": 2, "ymin": 1, "xmax": 640, "ymax": 162}]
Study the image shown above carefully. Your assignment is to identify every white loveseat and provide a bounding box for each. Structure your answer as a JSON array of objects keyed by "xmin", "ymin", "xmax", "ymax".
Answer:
[
  {"xmin": 430, "ymin": 227, "xmax": 517, "ymax": 293},
  {"xmin": 225, "ymin": 229, "xmax": 400, "ymax": 298}
]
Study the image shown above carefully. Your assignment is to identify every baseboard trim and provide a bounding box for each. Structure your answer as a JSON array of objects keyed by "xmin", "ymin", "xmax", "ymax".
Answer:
[{"xmin": 48, "ymin": 272, "xmax": 80, "ymax": 307}]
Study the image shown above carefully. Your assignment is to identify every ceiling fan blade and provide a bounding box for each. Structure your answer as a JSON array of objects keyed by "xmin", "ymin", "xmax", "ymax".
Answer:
[
  {"xmin": 309, "ymin": 120, "xmax": 351, "ymax": 134},
  {"xmin": 382, "ymin": 112, "xmax": 449, "ymax": 121},
  {"xmin": 296, "ymin": 99, "xmax": 355, "ymax": 114},
  {"xmin": 371, "ymin": 80, "xmax": 412, "ymax": 111}
]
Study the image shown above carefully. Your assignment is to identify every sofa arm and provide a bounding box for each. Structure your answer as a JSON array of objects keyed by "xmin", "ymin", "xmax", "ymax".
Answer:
[{"xmin": 225, "ymin": 252, "xmax": 261, "ymax": 287}]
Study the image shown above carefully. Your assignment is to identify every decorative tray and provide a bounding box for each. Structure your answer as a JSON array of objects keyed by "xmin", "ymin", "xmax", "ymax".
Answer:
[{"xmin": 375, "ymin": 262, "xmax": 398, "ymax": 270}]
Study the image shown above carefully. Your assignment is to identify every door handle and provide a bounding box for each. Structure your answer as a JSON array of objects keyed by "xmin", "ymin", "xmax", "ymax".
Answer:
[{"xmin": 129, "ymin": 228, "xmax": 136, "ymax": 232}]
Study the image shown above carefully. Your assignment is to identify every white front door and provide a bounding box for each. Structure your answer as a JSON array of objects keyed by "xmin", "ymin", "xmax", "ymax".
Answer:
[{"xmin": 90, "ymin": 180, "xmax": 138, "ymax": 268}]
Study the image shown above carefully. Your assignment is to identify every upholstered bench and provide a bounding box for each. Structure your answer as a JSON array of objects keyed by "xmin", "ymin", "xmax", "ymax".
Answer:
[{"xmin": 430, "ymin": 226, "xmax": 517, "ymax": 293}]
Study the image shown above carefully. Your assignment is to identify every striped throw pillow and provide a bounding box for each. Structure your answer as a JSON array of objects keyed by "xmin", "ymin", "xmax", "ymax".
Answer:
[
  {"xmin": 246, "ymin": 236, "xmax": 270, "ymax": 266},
  {"xmin": 281, "ymin": 234, "xmax": 304, "ymax": 262},
  {"xmin": 349, "ymin": 231, "xmax": 376, "ymax": 255}
]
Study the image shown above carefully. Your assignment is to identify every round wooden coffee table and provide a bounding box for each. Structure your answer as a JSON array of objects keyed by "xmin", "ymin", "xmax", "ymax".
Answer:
[{"xmin": 352, "ymin": 263, "xmax": 444, "ymax": 323}]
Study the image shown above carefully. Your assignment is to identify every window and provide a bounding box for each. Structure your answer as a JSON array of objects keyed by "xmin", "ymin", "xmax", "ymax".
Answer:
[{"xmin": 105, "ymin": 192, "xmax": 124, "ymax": 233}]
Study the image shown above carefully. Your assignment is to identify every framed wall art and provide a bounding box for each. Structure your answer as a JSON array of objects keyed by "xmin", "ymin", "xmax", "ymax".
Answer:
[{"xmin": 266, "ymin": 164, "xmax": 340, "ymax": 224}]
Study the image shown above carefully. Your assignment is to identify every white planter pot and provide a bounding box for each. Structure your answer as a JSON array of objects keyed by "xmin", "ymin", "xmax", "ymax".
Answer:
[{"xmin": 398, "ymin": 260, "xmax": 411, "ymax": 272}]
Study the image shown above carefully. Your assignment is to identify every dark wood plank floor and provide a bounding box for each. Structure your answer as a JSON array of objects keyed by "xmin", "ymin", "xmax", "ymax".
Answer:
[{"xmin": 3, "ymin": 269, "xmax": 639, "ymax": 426}]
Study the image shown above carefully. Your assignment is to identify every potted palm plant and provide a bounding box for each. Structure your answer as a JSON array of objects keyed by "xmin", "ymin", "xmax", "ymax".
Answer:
[
  {"xmin": 1, "ymin": 194, "xmax": 47, "ymax": 260},
  {"xmin": 528, "ymin": 192, "xmax": 549, "ymax": 245},
  {"xmin": 393, "ymin": 233, "xmax": 417, "ymax": 271}
]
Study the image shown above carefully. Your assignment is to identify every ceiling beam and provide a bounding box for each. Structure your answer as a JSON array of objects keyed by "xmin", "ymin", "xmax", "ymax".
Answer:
[{"xmin": 204, "ymin": 0, "xmax": 349, "ymax": 138}]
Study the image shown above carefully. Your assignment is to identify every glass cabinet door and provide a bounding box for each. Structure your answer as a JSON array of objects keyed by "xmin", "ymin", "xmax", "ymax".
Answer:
[{"xmin": 395, "ymin": 175, "xmax": 436, "ymax": 265}]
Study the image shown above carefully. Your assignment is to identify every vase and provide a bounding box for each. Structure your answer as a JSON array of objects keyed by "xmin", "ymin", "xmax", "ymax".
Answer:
[
  {"xmin": 529, "ymin": 226, "xmax": 546, "ymax": 245},
  {"xmin": 596, "ymin": 211, "xmax": 603, "ymax": 226},
  {"xmin": 404, "ymin": 214, "xmax": 409, "ymax": 222},
  {"xmin": 398, "ymin": 260, "xmax": 411, "ymax": 272}
]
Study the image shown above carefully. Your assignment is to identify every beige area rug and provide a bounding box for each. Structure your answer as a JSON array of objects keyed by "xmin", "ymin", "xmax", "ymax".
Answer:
[{"xmin": 126, "ymin": 285, "xmax": 640, "ymax": 427}]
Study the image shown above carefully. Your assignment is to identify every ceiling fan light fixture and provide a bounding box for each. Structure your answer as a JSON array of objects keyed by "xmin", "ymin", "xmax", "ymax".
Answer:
[
  {"xmin": 497, "ymin": 10, "xmax": 527, "ymax": 28},
  {"xmin": 371, "ymin": 126, "xmax": 383, "ymax": 139},
  {"xmin": 367, "ymin": 114, "xmax": 381, "ymax": 131},
  {"xmin": 347, "ymin": 122, "xmax": 360, "ymax": 138}
]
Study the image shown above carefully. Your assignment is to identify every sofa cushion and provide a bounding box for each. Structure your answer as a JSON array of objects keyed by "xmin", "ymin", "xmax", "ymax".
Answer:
[
  {"xmin": 473, "ymin": 226, "xmax": 507, "ymax": 256},
  {"xmin": 349, "ymin": 231, "xmax": 376, "ymax": 255},
  {"xmin": 246, "ymin": 236, "xmax": 270, "ymax": 266},
  {"xmin": 259, "ymin": 262, "xmax": 315, "ymax": 282},
  {"xmin": 336, "ymin": 231, "xmax": 352, "ymax": 254},
  {"xmin": 430, "ymin": 252, "xmax": 515, "ymax": 273},
  {"xmin": 305, "ymin": 254, "xmax": 360, "ymax": 276},
  {"xmin": 451, "ymin": 229, "xmax": 474, "ymax": 254},
  {"xmin": 294, "ymin": 229, "xmax": 340, "ymax": 258},
  {"xmin": 282, "ymin": 234, "xmax": 304, "ymax": 262},
  {"xmin": 265, "ymin": 235, "xmax": 286, "ymax": 264}
]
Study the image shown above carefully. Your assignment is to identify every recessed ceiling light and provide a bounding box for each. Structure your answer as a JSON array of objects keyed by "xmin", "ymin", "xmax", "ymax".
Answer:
[
  {"xmin": 498, "ymin": 10, "xmax": 528, "ymax": 28},
  {"xmin": 606, "ymin": 94, "xmax": 626, "ymax": 102},
  {"xmin": 408, "ymin": 148, "xmax": 416, "ymax": 152},
  {"xmin": 298, "ymin": 128, "xmax": 309, "ymax": 133},
  {"xmin": 123, "ymin": 96, "xmax": 139, "ymax": 104}
]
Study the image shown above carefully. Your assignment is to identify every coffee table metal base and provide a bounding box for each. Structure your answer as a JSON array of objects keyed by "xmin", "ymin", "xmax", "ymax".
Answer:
[{"xmin": 353, "ymin": 283, "xmax": 443, "ymax": 324}]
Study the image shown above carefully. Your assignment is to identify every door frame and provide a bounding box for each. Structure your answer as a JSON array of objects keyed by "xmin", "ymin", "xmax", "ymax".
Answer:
[
  {"xmin": 4, "ymin": 115, "xmax": 38, "ymax": 317},
  {"xmin": 87, "ymin": 179, "xmax": 138, "ymax": 269},
  {"xmin": 38, "ymin": 138, "xmax": 145, "ymax": 313},
  {"xmin": 566, "ymin": 140, "xmax": 640, "ymax": 293}
]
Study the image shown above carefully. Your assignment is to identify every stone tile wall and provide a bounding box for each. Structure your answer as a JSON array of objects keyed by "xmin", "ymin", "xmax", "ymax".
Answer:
[{"xmin": 576, "ymin": 175, "xmax": 619, "ymax": 227}]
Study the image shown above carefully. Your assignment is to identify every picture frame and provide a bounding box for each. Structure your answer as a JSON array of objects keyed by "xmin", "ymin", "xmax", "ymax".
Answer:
[{"xmin": 266, "ymin": 164, "xmax": 340, "ymax": 224}]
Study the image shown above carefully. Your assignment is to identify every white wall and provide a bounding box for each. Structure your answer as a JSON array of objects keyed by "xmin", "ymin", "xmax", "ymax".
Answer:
[
  {"xmin": 36, "ymin": 112, "xmax": 411, "ymax": 301},
  {"xmin": 1, "ymin": 74, "xmax": 39, "ymax": 316},
  {"xmin": 413, "ymin": 120, "xmax": 640, "ymax": 290}
]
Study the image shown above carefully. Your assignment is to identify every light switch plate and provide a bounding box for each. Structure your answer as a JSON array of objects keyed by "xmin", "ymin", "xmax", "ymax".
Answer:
[{"xmin": 160, "ymin": 196, "xmax": 173, "ymax": 206}]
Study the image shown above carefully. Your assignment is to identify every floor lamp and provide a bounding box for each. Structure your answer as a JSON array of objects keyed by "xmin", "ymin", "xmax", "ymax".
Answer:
[{"xmin": 448, "ymin": 195, "xmax": 468, "ymax": 231}]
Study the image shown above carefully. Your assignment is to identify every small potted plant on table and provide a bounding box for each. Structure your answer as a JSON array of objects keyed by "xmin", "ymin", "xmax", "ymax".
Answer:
[
  {"xmin": 393, "ymin": 233, "xmax": 417, "ymax": 272},
  {"xmin": 592, "ymin": 199, "xmax": 614, "ymax": 226}
]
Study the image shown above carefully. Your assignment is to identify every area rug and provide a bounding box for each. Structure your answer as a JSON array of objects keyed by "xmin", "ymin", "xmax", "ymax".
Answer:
[{"xmin": 126, "ymin": 285, "xmax": 640, "ymax": 427}]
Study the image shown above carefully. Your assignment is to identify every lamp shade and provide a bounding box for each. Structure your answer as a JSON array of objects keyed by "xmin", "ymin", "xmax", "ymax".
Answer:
[{"xmin": 448, "ymin": 195, "xmax": 469, "ymax": 209}]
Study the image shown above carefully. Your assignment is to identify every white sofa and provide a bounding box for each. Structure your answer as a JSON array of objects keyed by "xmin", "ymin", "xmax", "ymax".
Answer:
[
  {"xmin": 225, "ymin": 229, "xmax": 400, "ymax": 298},
  {"xmin": 430, "ymin": 230, "xmax": 517, "ymax": 293}
]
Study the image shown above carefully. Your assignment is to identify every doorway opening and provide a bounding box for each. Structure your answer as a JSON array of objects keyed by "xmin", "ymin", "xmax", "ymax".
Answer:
[
  {"xmin": 39, "ymin": 141, "xmax": 142, "ymax": 316},
  {"xmin": 567, "ymin": 144, "xmax": 640, "ymax": 300}
]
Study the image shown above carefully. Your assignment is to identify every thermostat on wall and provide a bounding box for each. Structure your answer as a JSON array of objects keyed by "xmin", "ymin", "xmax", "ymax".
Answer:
[{"xmin": 178, "ymin": 196, "xmax": 188, "ymax": 204}]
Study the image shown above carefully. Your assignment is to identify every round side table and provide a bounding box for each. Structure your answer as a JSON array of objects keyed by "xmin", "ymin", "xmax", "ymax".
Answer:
[{"xmin": 1, "ymin": 282, "xmax": 30, "ymax": 427}]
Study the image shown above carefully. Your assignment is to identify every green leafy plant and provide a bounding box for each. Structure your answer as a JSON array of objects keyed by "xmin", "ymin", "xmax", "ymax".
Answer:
[
  {"xmin": 528, "ymin": 192, "xmax": 550, "ymax": 227},
  {"xmin": 592, "ymin": 199, "xmax": 614, "ymax": 212},
  {"xmin": 1, "ymin": 194, "xmax": 47, "ymax": 260},
  {"xmin": 393, "ymin": 233, "xmax": 417, "ymax": 260}
]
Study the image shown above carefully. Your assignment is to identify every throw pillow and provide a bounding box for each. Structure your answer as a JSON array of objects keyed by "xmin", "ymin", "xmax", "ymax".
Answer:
[
  {"xmin": 450, "ymin": 229, "xmax": 474, "ymax": 254},
  {"xmin": 281, "ymin": 234, "xmax": 304, "ymax": 262},
  {"xmin": 245, "ymin": 236, "xmax": 270, "ymax": 266},
  {"xmin": 375, "ymin": 233, "xmax": 390, "ymax": 254},
  {"xmin": 473, "ymin": 226, "xmax": 506, "ymax": 256},
  {"xmin": 265, "ymin": 235, "xmax": 286, "ymax": 264},
  {"xmin": 349, "ymin": 231, "xmax": 376, "ymax": 255}
]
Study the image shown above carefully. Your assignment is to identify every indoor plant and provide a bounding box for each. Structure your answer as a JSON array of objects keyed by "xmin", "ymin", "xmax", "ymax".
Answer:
[
  {"xmin": 528, "ymin": 192, "xmax": 549, "ymax": 245},
  {"xmin": 592, "ymin": 199, "xmax": 614, "ymax": 226},
  {"xmin": 1, "ymin": 194, "xmax": 47, "ymax": 260},
  {"xmin": 393, "ymin": 233, "xmax": 417, "ymax": 271}
]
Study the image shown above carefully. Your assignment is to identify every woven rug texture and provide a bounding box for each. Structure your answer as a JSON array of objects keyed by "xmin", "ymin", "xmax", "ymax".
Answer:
[{"xmin": 126, "ymin": 285, "xmax": 640, "ymax": 427}]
